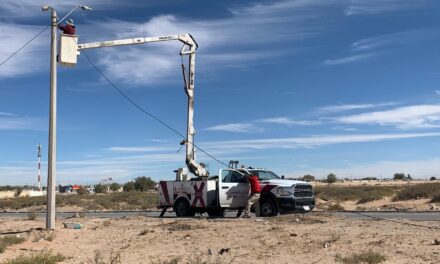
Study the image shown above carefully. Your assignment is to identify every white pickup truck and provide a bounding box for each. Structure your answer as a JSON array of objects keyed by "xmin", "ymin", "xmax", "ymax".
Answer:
[{"xmin": 158, "ymin": 168, "xmax": 315, "ymax": 217}]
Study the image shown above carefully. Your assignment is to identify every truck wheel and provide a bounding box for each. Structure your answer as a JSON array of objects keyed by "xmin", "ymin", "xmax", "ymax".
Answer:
[
  {"xmin": 260, "ymin": 198, "xmax": 279, "ymax": 217},
  {"xmin": 174, "ymin": 199, "xmax": 193, "ymax": 217},
  {"xmin": 207, "ymin": 208, "xmax": 226, "ymax": 218}
]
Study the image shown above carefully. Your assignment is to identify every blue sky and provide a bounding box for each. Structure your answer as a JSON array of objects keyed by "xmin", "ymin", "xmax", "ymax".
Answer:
[{"xmin": 1, "ymin": 0, "xmax": 440, "ymax": 185}]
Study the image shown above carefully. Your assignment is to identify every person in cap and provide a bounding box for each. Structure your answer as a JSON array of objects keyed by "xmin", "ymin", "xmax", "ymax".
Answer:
[{"xmin": 58, "ymin": 19, "xmax": 76, "ymax": 35}]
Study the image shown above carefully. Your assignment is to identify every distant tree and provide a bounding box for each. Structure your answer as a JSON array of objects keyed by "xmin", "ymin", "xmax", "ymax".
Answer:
[
  {"xmin": 123, "ymin": 182, "xmax": 135, "ymax": 192},
  {"xmin": 393, "ymin": 173, "xmax": 406, "ymax": 180},
  {"xmin": 94, "ymin": 184, "xmax": 107, "ymax": 193},
  {"xmin": 326, "ymin": 173, "xmax": 337, "ymax": 184},
  {"xmin": 361, "ymin": 177, "xmax": 377, "ymax": 181},
  {"xmin": 110, "ymin": 183, "xmax": 121, "ymax": 192},
  {"xmin": 430, "ymin": 176, "xmax": 437, "ymax": 181},
  {"xmin": 302, "ymin": 175, "xmax": 315, "ymax": 182},
  {"xmin": 406, "ymin": 174, "xmax": 412, "ymax": 180},
  {"xmin": 77, "ymin": 186, "xmax": 87, "ymax": 195},
  {"xmin": 134, "ymin": 176, "xmax": 156, "ymax": 191}
]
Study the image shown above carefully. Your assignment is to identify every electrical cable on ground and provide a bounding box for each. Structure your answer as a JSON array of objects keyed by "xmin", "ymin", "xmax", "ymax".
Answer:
[
  {"xmin": 80, "ymin": 49, "xmax": 229, "ymax": 168},
  {"xmin": 0, "ymin": 25, "xmax": 50, "ymax": 67},
  {"xmin": 350, "ymin": 211, "xmax": 440, "ymax": 230}
]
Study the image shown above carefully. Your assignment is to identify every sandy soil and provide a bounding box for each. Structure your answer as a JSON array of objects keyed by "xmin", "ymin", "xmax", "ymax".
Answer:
[
  {"xmin": 0, "ymin": 213, "xmax": 439, "ymax": 264},
  {"xmin": 316, "ymin": 197, "xmax": 439, "ymax": 212}
]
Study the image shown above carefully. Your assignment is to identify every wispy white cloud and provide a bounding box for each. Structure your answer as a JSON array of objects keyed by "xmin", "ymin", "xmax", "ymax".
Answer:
[
  {"xmin": 336, "ymin": 104, "xmax": 440, "ymax": 129},
  {"xmin": 351, "ymin": 29, "xmax": 436, "ymax": 52},
  {"xmin": 259, "ymin": 117, "xmax": 320, "ymax": 126},
  {"xmin": 317, "ymin": 102, "xmax": 396, "ymax": 113},
  {"xmin": 323, "ymin": 53, "xmax": 376, "ymax": 66},
  {"xmin": 79, "ymin": 0, "xmax": 334, "ymax": 84},
  {"xmin": 0, "ymin": 24, "xmax": 46, "ymax": 78},
  {"xmin": 0, "ymin": 116, "xmax": 44, "ymax": 130},
  {"xmin": 331, "ymin": 126, "xmax": 358, "ymax": 132},
  {"xmin": 149, "ymin": 138, "xmax": 168, "ymax": 143},
  {"xmin": 201, "ymin": 132, "xmax": 440, "ymax": 151},
  {"xmin": 0, "ymin": 112, "xmax": 16, "ymax": 117},
  {"xmin": 0, "ymin": 0, "xmax": 136, "ymax": 17},
  {"xmin": 107, "ymin": 146, "xmax": 175, "ymax": 153},
  {"xmin": 344, "ymin": 0, "xmax": 423, "ymax": 16},
  {"xmin": 205, "ymin": 123, "xmax": 259, "ymax": 133}
]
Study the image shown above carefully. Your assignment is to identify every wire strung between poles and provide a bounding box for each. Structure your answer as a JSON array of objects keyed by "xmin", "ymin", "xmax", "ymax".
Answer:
[
  {"xmin": 80, "ymin": 48, "xmax": 229, "ymax": 168},
  {"xmin": 0, "ymin": 25, "xmax": 50, "ymax": 67}
]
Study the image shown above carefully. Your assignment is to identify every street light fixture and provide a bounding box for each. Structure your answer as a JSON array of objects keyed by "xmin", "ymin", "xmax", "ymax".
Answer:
[
  {"xmin": 81, "ymin": 5, "xmax": 93, "ymax": 11},
  {"xmin": 41, "ymin": 4, "xmax": 92, "ymax": 230}
]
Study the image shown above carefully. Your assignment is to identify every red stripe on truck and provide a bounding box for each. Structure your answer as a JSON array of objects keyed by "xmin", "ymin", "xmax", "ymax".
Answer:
[
  {"xmin": 191, "ymin": 182, "xmax": 205, "ymax": 207},
  {"xmin": 160, "ymin": 181, "xmax": 171, "ymax": 205},
  {"xmin": 261, "ymin": 184, "xmax": 276, "ymax": 193}
]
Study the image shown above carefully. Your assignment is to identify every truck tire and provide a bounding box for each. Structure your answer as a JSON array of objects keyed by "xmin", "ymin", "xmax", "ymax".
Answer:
[
  {"xmin": 260, "ymin": 198, "xmax": 279, "ymax": 217},
  {"xmin": 206, "ymin": 208, "xmax": 226, "ymax": 218},
  {"xmin": 174, "ymin": 199, "xmax": 194, "ymax": 217}
]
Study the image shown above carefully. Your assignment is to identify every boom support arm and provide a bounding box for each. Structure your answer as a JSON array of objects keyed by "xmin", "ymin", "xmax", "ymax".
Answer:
[{"xmin": 78, "ymin": 34, "xmax": 208, "ymax": 177}]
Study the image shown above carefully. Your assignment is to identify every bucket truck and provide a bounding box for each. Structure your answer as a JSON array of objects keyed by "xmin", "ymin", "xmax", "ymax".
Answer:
[{"xmin": 60, "ymin": 33, "xmax": 315, "ymax": 218}]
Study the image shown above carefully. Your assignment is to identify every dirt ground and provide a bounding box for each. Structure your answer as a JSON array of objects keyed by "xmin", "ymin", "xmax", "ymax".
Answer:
[
  {"xmin": 0, "ymin": 213, "xmax": 439, "ymax": 264},
  {"xmin": 317, "ymin": 197, "xmax": 438, "ymax": 211}
]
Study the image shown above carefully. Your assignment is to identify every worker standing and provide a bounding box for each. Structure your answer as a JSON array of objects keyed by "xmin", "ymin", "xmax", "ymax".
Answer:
[
  {"xmin": 58, "ymin": 19, "xmax": 76, "ymax": 35},
  {"xmin": 243, "ymin": 174, "xmax": 261, "ymax": 218}
]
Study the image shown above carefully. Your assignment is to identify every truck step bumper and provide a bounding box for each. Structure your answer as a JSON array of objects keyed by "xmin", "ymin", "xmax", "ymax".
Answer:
[{"xmin": 277, "ymin": 197, "xmax": 315, "ymax": 212}]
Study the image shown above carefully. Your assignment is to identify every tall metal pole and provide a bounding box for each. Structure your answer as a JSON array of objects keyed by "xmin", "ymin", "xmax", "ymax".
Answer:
[
  {"xmin": 37, "ymin": 144, "xmax": 42, "ymax": 192},
  {"xmin": 46, "ymin": 8, "xmax": 57, "ymax": 230}
]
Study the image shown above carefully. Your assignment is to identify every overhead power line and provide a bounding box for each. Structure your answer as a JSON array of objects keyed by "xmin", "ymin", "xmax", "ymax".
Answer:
[
  {"xmin": 0, "ymin": 25, "xmax": 50, "ymax": 67},
  {"xmin": 80, "ymin": 49, "xmax": 229, "ymax": 168}
]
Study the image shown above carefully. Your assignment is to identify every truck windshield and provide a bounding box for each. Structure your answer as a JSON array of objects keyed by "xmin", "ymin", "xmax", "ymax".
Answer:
[{"xmin": 250, "ymin": 170, "xmax": 280, "ymax": 181}]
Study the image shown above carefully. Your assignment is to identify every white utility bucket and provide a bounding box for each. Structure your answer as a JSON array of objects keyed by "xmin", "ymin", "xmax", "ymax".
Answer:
[{"xmin": 59, "ymin": 34, "xmax": 78, "ymax": 67}]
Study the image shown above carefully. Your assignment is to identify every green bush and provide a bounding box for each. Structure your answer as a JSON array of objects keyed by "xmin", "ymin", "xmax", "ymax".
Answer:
[
  {"xmin": 327, "ymin": 173, "xmax": 337, "ymax": 183},
  {"xmin": 393, "ymin": 183, "xmax": 440, "ymax": 201},
  {"xmin": 110, "ymin": 183, "xmax": 121, "ymax": 192},
  {"xmin": 123, "ymin": 182, "xmax": 135, "ymax": 192},
  {"xmin": 302, "ymin": 175, "xmax": 315, "ymax": 182},
  {"xmin": 393, "ymin": 173, "xmax": 406, "ymax": 180},
  {"xmin": 134, "ymin": 176, "xmax": 156, "ymax": 191},
  {"xmin": 94, "ymin": 184, "xmax": 108, "ymax": 194}
]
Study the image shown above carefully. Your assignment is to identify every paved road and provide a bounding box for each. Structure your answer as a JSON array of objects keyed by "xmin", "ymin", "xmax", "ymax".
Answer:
[{"xmin": 1, "ymin": 211, "xmax": 440, "ymax": 221}]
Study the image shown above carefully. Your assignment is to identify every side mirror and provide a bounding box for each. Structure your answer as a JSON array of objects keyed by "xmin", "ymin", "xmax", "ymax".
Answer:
[{"xmin": 281, "ymin": 175, "xmax": 285, "ymax": 179}]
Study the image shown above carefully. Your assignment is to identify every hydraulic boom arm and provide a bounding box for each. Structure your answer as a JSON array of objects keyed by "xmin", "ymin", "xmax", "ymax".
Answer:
[{"xmin": 78, "ymin": 34, "xmax": 208, "ymax": 177}]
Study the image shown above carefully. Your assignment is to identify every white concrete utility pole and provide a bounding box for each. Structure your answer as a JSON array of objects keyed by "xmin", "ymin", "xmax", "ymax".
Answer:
[
  {"xmin": 41, "ymin": 4, "xmax": 57, "ymax": 230},
  {"xmin": 41, "ymin": 4, "xmax": 92, "ymax": 230}
]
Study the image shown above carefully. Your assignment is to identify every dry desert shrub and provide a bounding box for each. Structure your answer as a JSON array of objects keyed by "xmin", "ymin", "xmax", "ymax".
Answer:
[
  {"xmin": 0, "ymin": 236, "xmax": 26, "ymax": 253},
  {"xmin": 3, "ymin": 250, "xmax": 65, "ymax": 264},
  {"xmin": 315, "ymin": 185, "xmax": 396, "ymax": 203},
  {"xmin": 393, "ymin": 182, "xmax": 440, "ymax": 201},
  {"xmin": 27, "ymin": 211, "xmax": 38, "ymax": 220},
  {"xmin": 0, "ymin": 192, "xmax": 158, "ymax": 211},
  {"xmin": 327, "ymin": 203, "xmax": 345, "ymax": 211},
  {"xmin": 87, "ymin": 250, "xmax": 121, "ymax": 264},
  {"xmin": 335, "ymin": 250, "xmax": 386, "ymax": 264}
]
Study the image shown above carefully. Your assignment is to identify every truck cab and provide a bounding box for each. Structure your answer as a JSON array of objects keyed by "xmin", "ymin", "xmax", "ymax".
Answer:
[{"xmin": 219, "ymin": 168, "xmax": 315, "ymax": 216}]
